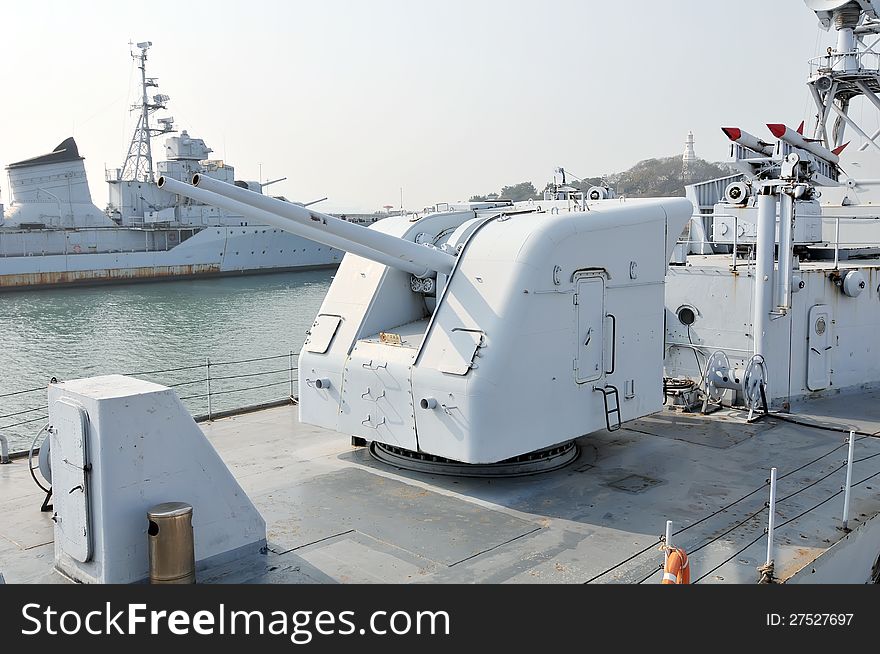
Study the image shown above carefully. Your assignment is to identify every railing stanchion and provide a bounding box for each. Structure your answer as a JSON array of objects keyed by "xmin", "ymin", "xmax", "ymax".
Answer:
[
  {"xmin": 766, "ymin": 467, "xmax": 778, "ymax": 568},
  {"xmin": 842, "ymin": 430, "xmax": 856, "ymax": 531},
  {"xmin": 289, "ymin": 350, "xmax": 295, "ymax": 399},
  {"xmin": 206, "ymin": 357, "xmax": 213, "ymax": 421}
]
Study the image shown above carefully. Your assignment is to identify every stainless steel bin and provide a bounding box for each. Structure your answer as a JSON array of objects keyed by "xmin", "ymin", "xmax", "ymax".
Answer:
[{"xmin": 147, "ymin": 502, "xmax": 195, "ymax": 584}]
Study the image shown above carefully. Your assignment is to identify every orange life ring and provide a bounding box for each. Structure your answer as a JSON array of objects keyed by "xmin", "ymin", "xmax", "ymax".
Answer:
[{"xmin": 661, "ymin": 547, "xmax": 690, "ymax": 584}]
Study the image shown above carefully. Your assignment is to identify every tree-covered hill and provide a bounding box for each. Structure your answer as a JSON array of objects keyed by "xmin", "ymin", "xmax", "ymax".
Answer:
[{"xmin": 469, "ymin": 156, "xmax": 737, "ymax": 201}]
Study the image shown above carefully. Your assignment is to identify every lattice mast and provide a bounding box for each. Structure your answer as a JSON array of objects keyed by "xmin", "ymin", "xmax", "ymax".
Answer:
[{"xmin": 119, "ymin": 41, "xmax": 175, "ymax": 182}]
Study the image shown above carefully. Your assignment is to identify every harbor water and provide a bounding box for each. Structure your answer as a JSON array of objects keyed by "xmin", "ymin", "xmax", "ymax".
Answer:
[{"xmin": 0, "ymin": 269, "xmax": 333, "ymax": 452}]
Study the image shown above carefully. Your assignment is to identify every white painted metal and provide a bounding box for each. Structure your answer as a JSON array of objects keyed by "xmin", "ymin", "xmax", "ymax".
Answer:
[
  {"xmin": 305, "ymin": 315, "xmax": 343, "ymax": 354},
  {"xmin": 575, "ymin": 276, "xmax": 606, "ymax": 384},
  {"xmin": 343, "ymin": 327, "xmax": 423, "ymax": 450},
  {"xmin": 711, "ymin": 200, "xmax": 822, "ymax": 246},
  {"xmin": 753, "ymin": 192, "xmax": 777, "ymax": 360},
  {"xmin": 159, "ymin": 175, "xmax": 417, "ymax": 273},
  {"xmin": 664, "ymin": 520, "xmax": 673, "ymax": 562},
  {"xmin": 843, "ymin": 430, "xmax": 855, "ymax": 530},
  {"xmin": 294, "ymin": 196, "xmax": 692, "ymax": 463},
  {"xmin": 841, "ymin": 269, "xmax": 866, "ymax": 296},
  {"xmin": 49, "ymin": 399, "xmax": 92, "ymax": 563},
  {"xmin": 3, "ymin": 144, "xmax": 114, "ymax": 229},
  {"xmin": 766, "ymin": 467, "xmax": 778, "ymax": 566},
  {"xmin": 776, "ymin": 192, "xmax": 795, "ymax": 310},
  {"xmin": 806, "ymin": 304, "xmax": 832, "ymax": 391},
  {"xmin": 192, "ymin": 173, "xmax": 456, "ymax": 277},
  {"xmin": 769, "ymin": 124, "xmax": 842, "ymax": 165},
  {"xmin": 437, "ymin": 329, "xmax": 485, "ymax": 376},
  {"xmin": 47, "ymin": 375, "xmax": 265, "ymax": 583},
  {"xmin": 666, "ymin": 261, "xmax": 880, "ymax": 403},
  {"xmin": 721, "ymin": 127, "xmax": 774, "ymax": 156}
]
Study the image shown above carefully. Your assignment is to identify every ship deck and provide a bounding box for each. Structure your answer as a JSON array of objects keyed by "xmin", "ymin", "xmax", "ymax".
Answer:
[{"xmin": 2, "ymin": 392, "xmax": 880, "ymax": 584}]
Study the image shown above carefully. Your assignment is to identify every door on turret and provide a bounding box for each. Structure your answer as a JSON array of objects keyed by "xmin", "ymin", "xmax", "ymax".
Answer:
[
  {"xmin": 575, "ymin": 275, "xmax": 605, "ymax": 384},
  {"xmin": 50, "ymin": 399, "xmax": 92, "ymax": 563}
]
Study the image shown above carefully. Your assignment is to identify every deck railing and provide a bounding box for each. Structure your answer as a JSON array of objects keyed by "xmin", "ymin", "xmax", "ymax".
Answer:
[{"xmin": 0, "ymin": 351, "xmax": 300, "ymax": 458}]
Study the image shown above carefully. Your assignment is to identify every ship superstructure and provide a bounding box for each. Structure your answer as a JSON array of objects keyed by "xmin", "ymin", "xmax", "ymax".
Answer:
[
  {"xmin": 0, "ymin": 42, "xmax": 370, "ymax": 291},
  {"xmin": 671, "ymin": 0, "xmax": 880, "ymax": 411}
]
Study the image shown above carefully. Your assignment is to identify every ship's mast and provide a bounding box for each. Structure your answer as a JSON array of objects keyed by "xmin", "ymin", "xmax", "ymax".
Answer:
[
  {"xmin": 806, "ymin": 1, "xmax": 880, "ymax": 152},
  {"xmin": 119, "ymin": 41, "xmax": 175, "ymax": 182}
]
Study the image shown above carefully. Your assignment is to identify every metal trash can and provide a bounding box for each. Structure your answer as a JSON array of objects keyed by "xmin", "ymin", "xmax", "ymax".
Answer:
[{"xmin": 147, "ymin": 502, "xmax": 196, "ymax": 584}]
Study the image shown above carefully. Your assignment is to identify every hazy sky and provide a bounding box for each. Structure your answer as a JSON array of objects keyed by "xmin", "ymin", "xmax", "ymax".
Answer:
[{"xmin": 0, "ymin": 1, "xmax": 833, "ymax": 213}]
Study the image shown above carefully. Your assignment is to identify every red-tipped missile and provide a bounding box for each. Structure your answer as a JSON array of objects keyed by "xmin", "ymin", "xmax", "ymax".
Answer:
[
  {"xmin": 796, "ymin": 120, "xmax": 805, "ymax": 135},
  {"xmin": 832, "ymin": 142, "xmax": 850, "ymax": 156},
  {"xmin": 767, "ymin": 123, "xmax": 841, "ymax": 164},
  {"xmin": 722, "ymin": 127, "xmax": 775, "ymax": 156}
]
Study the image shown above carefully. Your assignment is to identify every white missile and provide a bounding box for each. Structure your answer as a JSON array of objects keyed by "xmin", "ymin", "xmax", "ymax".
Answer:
[
  {"xmin": 767, "ymin": 123, "xmax": 847, "ymax": 165},
  {"xmin": 721, "ymin": 127, "xmax": 775, "ymax": 156}
]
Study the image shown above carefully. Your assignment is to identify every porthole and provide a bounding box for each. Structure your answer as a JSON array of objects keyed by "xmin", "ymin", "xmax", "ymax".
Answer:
[{"xmin": 677, "ymin": 306, "xmax": 697, "ymax": 326}]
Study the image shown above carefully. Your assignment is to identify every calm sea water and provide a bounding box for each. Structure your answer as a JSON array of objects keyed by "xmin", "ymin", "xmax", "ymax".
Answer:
[{"xmin": 0, "ymin": 270, "xmax": 333, "ymax": 452}]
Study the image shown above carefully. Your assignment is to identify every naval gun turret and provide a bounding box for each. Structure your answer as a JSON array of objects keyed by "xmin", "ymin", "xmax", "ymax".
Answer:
[{"xmin": 159, "ymin": 174, "xmax": 691, "ymax": 463}]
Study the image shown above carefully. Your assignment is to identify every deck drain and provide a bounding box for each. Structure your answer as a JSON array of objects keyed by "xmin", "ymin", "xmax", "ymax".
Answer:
[{"xmin": 369, "ymin": 441, "xmax": 579, "ymax": 478}]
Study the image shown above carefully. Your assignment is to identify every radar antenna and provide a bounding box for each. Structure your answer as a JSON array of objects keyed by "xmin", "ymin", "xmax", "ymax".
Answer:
[{"xmin": 119, "ymin": 41, "xmax": 175, "ymax": 182}]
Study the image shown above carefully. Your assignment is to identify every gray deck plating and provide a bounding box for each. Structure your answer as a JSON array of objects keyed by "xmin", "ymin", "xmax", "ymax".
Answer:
[{"xmin": 1, "ymin": 392, "xmax": 879, "ymax": 584}]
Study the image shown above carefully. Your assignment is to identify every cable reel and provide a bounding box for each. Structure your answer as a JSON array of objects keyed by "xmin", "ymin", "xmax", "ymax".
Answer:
[
  {"xmin": 704, "ymin": 351, "xmax": 736, "ymax": 403},
  {"xmin": 703, "ymin": 351, "xmax": 769, "ymax": 416},
  {"xmin": 742, "ymin": 354, "xmax": 769, "ymax": 413}
]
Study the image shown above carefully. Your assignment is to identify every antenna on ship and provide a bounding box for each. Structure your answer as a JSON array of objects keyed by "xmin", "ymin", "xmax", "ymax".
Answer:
[{"xmin": 119, "ymin": 41, "xmax": 175, "ymax": 183}]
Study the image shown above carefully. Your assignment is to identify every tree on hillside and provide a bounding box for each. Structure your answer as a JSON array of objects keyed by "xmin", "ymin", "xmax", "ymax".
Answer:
[
  {"xmin": 611, "ymin": 157, "xmax": 736, "ymax": 197},
  {"xmin": 498, "ymin": 182, "xmax": 539, "ymax": 201},
  {"xmin": 470, "ymin": 182, "xmax": 538, "ymax": 203}
]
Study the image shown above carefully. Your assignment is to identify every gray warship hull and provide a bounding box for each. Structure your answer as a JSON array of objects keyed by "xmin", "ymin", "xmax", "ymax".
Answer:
[{"xmin": 0, "ymin": 225, "xmax": 341, "ymax": 290}]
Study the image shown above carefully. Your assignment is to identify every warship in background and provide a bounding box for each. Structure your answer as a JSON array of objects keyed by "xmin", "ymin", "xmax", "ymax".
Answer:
[
  {"xmin": 0, "ymin": 42, "xmax": 387, "ymax": 291},
  {"xmin": 2, "ymin": 0, "xmax": 880, "ymax": 586}
]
